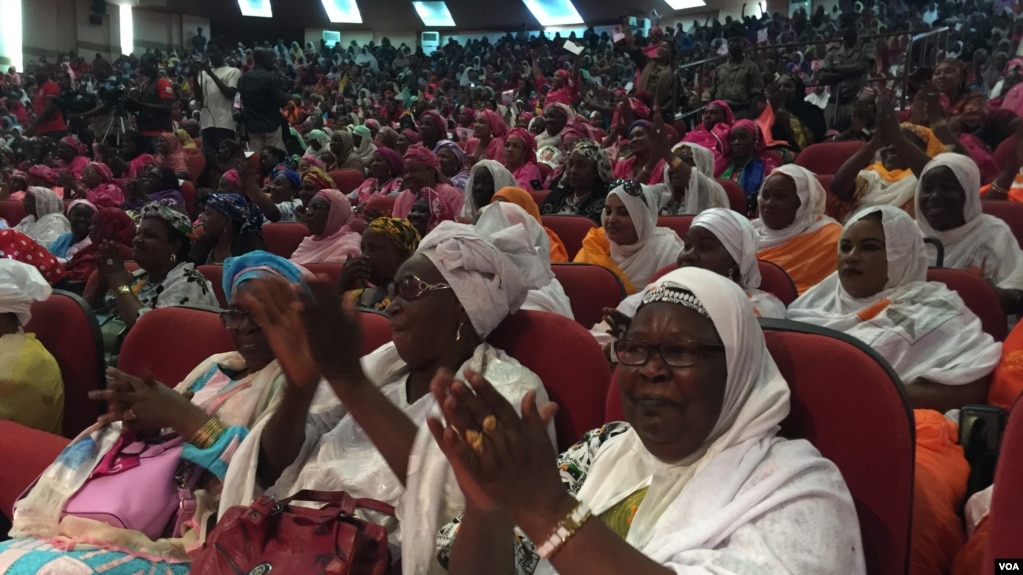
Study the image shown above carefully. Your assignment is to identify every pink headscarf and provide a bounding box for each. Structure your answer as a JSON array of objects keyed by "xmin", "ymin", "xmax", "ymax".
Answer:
[
  {"xmin": 87, "ymin": 161, "xmax": 113, "ymax": 183},
  {"xmin": 419, "ymin": 110, "xmax": 449, "ymax": 140},
  {"xmin": 289, "ymin": 189, "xmax": 362, "ymax": 264},
  {"xmin": 301, "ymin": 152, "xmax": 328, "ymax": 170},
  {"xmin": 477, "ymin": 109, "xmax": 509, "ymax": 139},
  {"xmin": 87, "ymin": 183, "xmax": 124, "ymax": 208},
  {"xmin": 60, "ymin": 135, "xmax": 87, "ymax": 156},
  {"xmin": 156, "ymin": 132, "xmax": 188, "ymax": 174},
  {"xmin": 404, "ymin": 146, "xmax": 442, "ymax": 170},
  {"xmin": 506, "ymin": 128, "xmax": 537, "ymax": 165},
  {"xmin": 28, "ymin": 164, "xmax": 58, "ymax": 186}
]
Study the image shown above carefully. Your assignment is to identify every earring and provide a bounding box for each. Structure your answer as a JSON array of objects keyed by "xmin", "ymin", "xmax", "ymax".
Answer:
[
  {"xmin": 455, "ymin": 320, "xmax": 464, "ymax": 342},
  {"xmin": 170, "ymin": 253, "xmax": 177, "ymax": 264},
  {"xmin": 728, "ymin": 268, "xmax": 736, "ymax": 281}
]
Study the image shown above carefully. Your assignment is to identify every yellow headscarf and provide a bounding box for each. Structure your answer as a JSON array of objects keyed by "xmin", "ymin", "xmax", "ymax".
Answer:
[{"xmin": 867, "ymin": 123, "xmax": 946, "ymax": 183}]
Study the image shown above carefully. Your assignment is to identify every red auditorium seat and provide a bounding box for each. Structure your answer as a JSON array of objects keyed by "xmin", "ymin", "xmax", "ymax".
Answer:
[
  {"xmin": 197, "ymin": 265, "xmax": 229, "ymax": 308},
  {"xmin": 551, "ymin": 263, "xmax": 626, "ymax": 328},
  {"xmin": 984, "ymin": 397, "xmax": 1023, "ymax": 565},
  {"xmin": 0, "ymin": 200, "xmax": 25, "ymax": 227},
  {"xmin": 489, "ymin": 310, "xmax": 611, "ymax": 451},
  {"xmin": 758, "ymin": 260, "xmax": 799, "ymax": 307},
  {"xmin": 606, "ymin": 319, "xmax": 914, "ymax": 575},
  {"xmin": 795, "ymin": 141, "xmax": 866, "ymax": 175},
  {"xmin": 357, "ymin": 309, "xmax": 392, "ymax": 355},
  {"xmin": 716, "ymin": 178, "xmax": 748, "ymax": 215},
  {"xmin": 537, "ymin": 163, "xmax": 552, "ymax": 184},
  {"xmin": 656, "ymin": 215, "xmax": 694, "ymax": 239},
  {"xmin": 329, "ymin": 169, "xmax": 366, "ymax": 194},
  {"xmin": 817, "ymin": 173, "xmax": 834, "ymax": 194},
  {"xmin": 981, "ymin": 200, "xmax": 1023, "ymax": 249},
  {"xmin": 304, "ymin": 263, "xmax": 343, "ymax": 285},
  {"xmin": 185, "ymin": 153, "xmax": 206, "ymax": 183},
  {"xmin": 179, "ymin": 180, "xmax": 197, "ymax": 218},
  {"xmin": 529, "ymin": 189, "xmax": 549, "ymax": 207},
  {"xmin": 262, "ymin": 222, "xmax": 309, "ymax": 259},
  {"xmin": 540, "ymin": 215, "xmax": 596, "ymax": 259},
  {"xmin": 118, "ymin": 305, "xmax": 234, "ymax": 387},
  {"xmin": 24, "ymin": 290, "xmax": 105, "ymax": 438},
  {"xmin": 0, "ymin": 420, "xmax": 70, "ymax": 520},
  {"xmin": 927, "ymin": 268, "xmax": 1007, "ymax": 341},
  {"xmin": 992, "ymin": 137, "xmax": 1016, "ymax": 173}
]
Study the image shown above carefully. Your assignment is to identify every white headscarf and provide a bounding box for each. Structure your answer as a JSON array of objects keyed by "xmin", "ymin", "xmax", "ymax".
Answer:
[
  {"xmin": 605, "ymin": 183, "xmax": 685, "ymax": 289},
  {"xmin": 0, "ymin": 259, "xmax": 52, "ymax": 325},
  {"xmin": 460, "ymin": 160, "xmax": 517, "ymax": 218},
  {"xmin": 789, "ymin": 205, "xmax": 1001, "ymax": 385},
  {"xmin": 915, "ymin": 153, "xmax": 1023, "ymax": 289},
  {"xmin": 417, "ymin": 221, "xmax": 535, "ymax": 338},
  {"xmin": 752, "ymin": 164, "xmax": 835, "ymax": 250},
  {"xmin": 570, "ymin": 267, "xmax": 793, "ymax": 552},
  {"xmin": 14, "ymin": 187, "xmax": 70, "ymax": 248},
  {"xmin": 475, "ymin": 202, "xmax": 574, "ymax": 319},
  {"xmin": 690, "ymin": 208, "xmax": 763, "ymax": 291},
  {"xmin": 659, "ymin": 143, "xmax": 729, "ymax": 216}
]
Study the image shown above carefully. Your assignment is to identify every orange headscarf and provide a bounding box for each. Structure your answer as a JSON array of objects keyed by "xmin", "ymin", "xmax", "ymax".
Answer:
[{"xmin": 491, "ymin": 186, "xmax": 568, "ymax": 263}]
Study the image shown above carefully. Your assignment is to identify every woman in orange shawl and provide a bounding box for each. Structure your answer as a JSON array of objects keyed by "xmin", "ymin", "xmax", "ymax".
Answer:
[
  {"xmin": 753, "ymin": 164, "xmax": 842, "ymax": 294},
  {"xmin": 490, "ymin": 186, "xmax": 568, "ymax": 263}
]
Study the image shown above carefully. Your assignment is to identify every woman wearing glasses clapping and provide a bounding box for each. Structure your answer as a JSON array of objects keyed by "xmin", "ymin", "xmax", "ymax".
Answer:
[{"xmin": 218, "ymin": 220, "xmax": 555, "ymax": 566}]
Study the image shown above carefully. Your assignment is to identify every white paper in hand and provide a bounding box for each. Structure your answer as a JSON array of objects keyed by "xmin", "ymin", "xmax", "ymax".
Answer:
[{"xmin": 564, "ymin": 40, "xmax": 584, "ymax": 55}]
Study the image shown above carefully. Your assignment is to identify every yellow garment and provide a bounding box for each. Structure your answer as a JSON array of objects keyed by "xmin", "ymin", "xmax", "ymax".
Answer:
[
  {"xmin": 0, "ymin": 332, "xmax": 63, "ymax": 434},
  {"xmin": 866, "ymin": 123, "xmax": 946, "ymax": 183},
  {"xmin": 598, "ymin": 486, "xmax": 649, "ymax": 539},
  {"xmin": 573, "ymin": 227, "xmax": 638, "ymax": 294},
  {"xmin": 757, "ymin": 222, "xmax": 842, "ymax": 294},
  {"xmin": 175, "ymin": 129, "xmax": 197, "ymax": 150}
]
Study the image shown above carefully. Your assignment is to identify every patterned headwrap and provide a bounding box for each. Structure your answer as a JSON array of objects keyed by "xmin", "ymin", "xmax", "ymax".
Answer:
[
  {"xmin": 60, "ymin": 135, "xmax": 87, "ymax": 156},
  {"xmin": 301, "ymin": 152, "xmax": 328, "ymax": 170},
  {"xmin": 302, "ymin": 167, "xmax": 334, "ymax": 190},
  {"xmin": 368, "ymin": 217, "xmax": 421, "ymax": 262},
  {"xmin": 434, "ymin": 140, "xmax": 466, "ymax": 171},
  {"xmin": 141, "ymin": 202, "xmax": 193, "ymax": 237},
  {"xmin": 86, "ymin": 161, "xmax": 113, "ymax": 183},
  {"xmin": 569, "ymin": 138, "xmax": 613, "ymax": 183},
  {"xmin": 206, "ymin": 193, "xmax": 250, "ymax": 223},
  {"xmin": 27, "ymin": 164, "xmax": 58, "ymax": 185},
  {"xmin": 272, "ymin": 163, "xmax": 301, "ymax": 188}
]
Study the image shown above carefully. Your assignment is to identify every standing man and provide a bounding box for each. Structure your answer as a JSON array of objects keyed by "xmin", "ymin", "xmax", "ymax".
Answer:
[
  {"xmin": 27, "ymin": 68, "xmax": 67, "ymax": 140},
  {"xmin": 127, "ymin": 53, "xmax": 174, "ymax": 153},
  {"xmin": 192, "ymin": 27, "xmax": 208, "ymax": 55},
  {"xmin": 238, "ymin": 48, "xmax": 288, "ymax": 153},
  {"xmin": 819, "ymin": 12, "xmax": 876, "ymax": 131},
  {"xmin": 195, "ymin": 38, "xmax": 240, "ymax": 151},
  {"xmin": 709, "ymin": 28, "xmax": 763, "ymax": 119}
]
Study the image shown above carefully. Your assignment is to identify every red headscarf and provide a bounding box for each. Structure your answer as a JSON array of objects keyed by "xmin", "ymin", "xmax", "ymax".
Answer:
[
  {"xmin": 506, "ymin": 128, "xmax": 537, "ymax": 165},
  {"xmin": 63, "ymin": 208, "xmax": 136, "ymax": 282},
  {"xmin": 0, "ymin": 229, "xmax": 66, "ymax": 285},
  {"xmin": 477, "ymin": 109, "xmax": 509, "ymax": 139}
]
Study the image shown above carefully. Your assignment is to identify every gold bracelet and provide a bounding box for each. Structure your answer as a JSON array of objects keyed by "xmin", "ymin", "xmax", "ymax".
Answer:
[{"xmin": 190, "ymin": 417, "xmax": 227, "ymax": 450}]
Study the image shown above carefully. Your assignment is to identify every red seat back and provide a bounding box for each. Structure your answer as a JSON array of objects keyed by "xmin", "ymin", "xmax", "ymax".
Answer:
[
  {"xmin": 329, "ymin": 169, "xmax": 366, "ymax": 194},
  {"xmin": 656, "ymin": 215, "xmax": 694, "ymax": 239},
  {"xmin": 551, "ymin": 263, "xmax": 626, "ymax": 328},
  {"xmin": 980, "ymin": 200, "xmax": 1023, "ymax": 249},
  {"xmin": 992, "ymin": 136, "xmax": 1017, "ymax": 172},
  {"xmin": 304, "ymin": 263, "xmax": 343, "ymax": 285},
  {"xmin": 795, "ymin": 141, "xmax": 866, "ymax": 175},
  {"xmin": 0, "ymin": 200, "xmax": 25, "ymax": 227},
  {"xmin": 263, "ymin": 222, "xmax": 309, "ymax": 259},
  {"xmin": 529, "ymin": 189, "xmax": 549, "ymax": 207},
  {"xmin": 179, "ymin": 180, "xmax": 197, "ymax": 219},
  {"xmin": 197, "ymin": 265, "xmax": 228, "ymax": 308},
  {"xmin": 24, "ymin": 290, "xmax": 105, "ymax": 438},
  {"xmin": 605, "ymin": 319, "xmax": 914, "ymax": 575},
  {"xmin": 758, "ymin": 260, "xmax": 799, "ymax": 307},
  {"xmin": 817, "ymin": 173, "xmax": 834, "ymax": 195},
  {"xmin": 540, "ymin": 215, "xmax": 596, "ymax": 259},
  {"xmin": 185, "ymin": 153, "xmax": 206, "ymax": 181},
  {"xmin": 927, "ymin": 268, "xmax": 1007, "ymax": 341},
  {"xmin": 985, "ymin": 397, "xmax": 1023, "ymax": 565},
  {"xmin": 118, "ymin": 306, "xmax": 234, "ymax": 387},
  {"xmin": 716, "ymin": 178, "xmax": 748, "ymax": 215},
  {"xmin": 537, "ymin": 163, "xmax": 552, "ymax": 184},
  {"xmin": 489, "ymin": 310, "xmax": 611, "ymax": 451},
  {"xmin": 357, "ymin": 310, "xmax": 392, "ymax": 356},
  {"xmin": 0, "ymin": 421, "xmax": 70, "ymax": 520}
]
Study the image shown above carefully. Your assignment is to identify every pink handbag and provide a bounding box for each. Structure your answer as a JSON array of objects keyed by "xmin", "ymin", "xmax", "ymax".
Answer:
[{"xmin": 60, "ymin": 433, "xmax": 200, "ymax": 540}]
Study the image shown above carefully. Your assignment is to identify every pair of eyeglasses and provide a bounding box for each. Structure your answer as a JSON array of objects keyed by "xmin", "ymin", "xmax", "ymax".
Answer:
[
  {"xmin": 396, "ymin": 274, "xmax": 452, "ymax": 301},
  {"xmin": 611, "ymin": 179, "xmax": 643, "ymax": 197},
  {"xmin": 611, "ymin": 339, "xmax": 725, "ymax": 368},
  {"xmin": 305, "ymin": 202, "xmax": 331, "ymax": 212},
  {"xmin": 219, "ymin": 309, "xmax": 255, "ymax": 330}
]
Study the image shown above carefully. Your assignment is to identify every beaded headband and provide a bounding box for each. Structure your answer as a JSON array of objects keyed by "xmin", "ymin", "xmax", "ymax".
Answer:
[{"xmin": 641, "ymin": 283, "xmax": 709, "ymax": 318}]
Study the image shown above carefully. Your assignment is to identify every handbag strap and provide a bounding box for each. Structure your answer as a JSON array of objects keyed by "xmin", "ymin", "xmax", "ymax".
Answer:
[{"xmin": 275, "ymin": 490, "xmax": 396, "ymax": 517}]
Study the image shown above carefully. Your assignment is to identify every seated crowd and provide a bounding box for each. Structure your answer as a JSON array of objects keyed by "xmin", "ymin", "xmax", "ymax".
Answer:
[{"xmin": 3, "ymin": 1, "xmax": 1023, "ymax": 573}]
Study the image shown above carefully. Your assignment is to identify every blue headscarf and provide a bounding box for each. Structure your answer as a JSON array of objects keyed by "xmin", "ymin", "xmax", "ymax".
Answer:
[
  {"xmin": 272, "ymin": 163, "xmax": 301, "ymax": 188},
  {"xmin": 222, "ymin": 250, "xmax": 304, "ymax": 302},
  {"xmin": 206, "ymin": 193, "xmax": 265, "ymax": 234}
]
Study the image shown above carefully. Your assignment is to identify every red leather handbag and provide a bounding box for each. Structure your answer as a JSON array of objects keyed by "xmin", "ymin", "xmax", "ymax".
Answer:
[{"xmin": 191, "ymin": 490, "xmax": 395, "ymax": 575}]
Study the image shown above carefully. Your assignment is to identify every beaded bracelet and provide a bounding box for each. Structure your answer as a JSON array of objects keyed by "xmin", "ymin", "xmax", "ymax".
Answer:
[
  {"xmin": 190, "ymin": 417, "xmax": 227, "ymax": 450},
  {"xmin": 536, "ymin": 499, "xmax": 592, "ymax": 560}
]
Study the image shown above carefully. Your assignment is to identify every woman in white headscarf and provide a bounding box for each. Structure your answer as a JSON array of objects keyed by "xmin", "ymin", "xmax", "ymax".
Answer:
[
  {"xmin": 218, "ymin": 222, "xmax": 555, "ymax": 569},
  {"xmin": 433, "ymin": 266, "xmax": 865, "ymax": 574},
  {"xmin": 14, "ymin": 187, "xmax": 70, "ymax": 249},
  {"xmin": 0, "ymin": 259, "xmax": 62, "ymax": 434},
  {"xmin": 659, "ymin": 142, "xmax": 729, "ymax": 215},
  {"xmin": 591, "ymin": 208, "xmax": 786, "ymax": 345},
  {"xmin": 461, "ymin": 160, "xmax": 518, "ymax": 219},
  {"xmin": 915, "ymin": 153, "xmax": 1023, "ymax": 315},
  {"xmin": 476, "ymin": 202, "xmax": 574, "ymax": 319},
  {"xmin": 788, "ymin": 205, "xmax": 1001, "ymax": 575},
  {"xmin": 753, "ymin": 164, "xmax": 842, "ymax": 294},
  {"xmin": 574, "ymin": 181, "xmax": 684, "ymax": 294}
]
